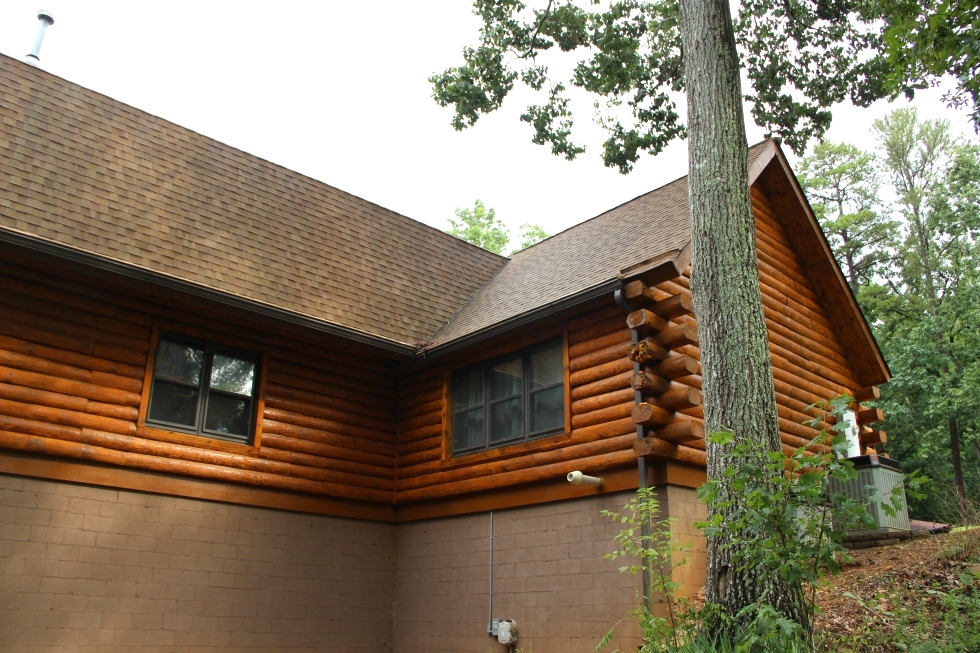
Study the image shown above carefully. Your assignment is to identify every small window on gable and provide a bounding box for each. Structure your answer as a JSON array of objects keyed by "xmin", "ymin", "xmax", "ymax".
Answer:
[
  {"xmin": 147, "ymin": 334, "xmax": 259, "ymax": 445},
  {"xmin": 451, "ymin": 337, "xmax": 565, "ymax": 455}
]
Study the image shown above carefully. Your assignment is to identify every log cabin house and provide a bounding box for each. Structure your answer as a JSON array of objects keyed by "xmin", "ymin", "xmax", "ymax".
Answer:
[{"xmin": 0, "ymin": 52, "xmax": 889, "ymax": 652}]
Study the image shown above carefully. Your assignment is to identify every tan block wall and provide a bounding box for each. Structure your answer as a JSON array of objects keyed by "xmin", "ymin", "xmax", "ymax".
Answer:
[
  {"xmin": 665, "ymin": 485, "xmax": 708, "ymax": 599},
  {"xmin": 0, "ymin": 473, "xmax": 395, "ymax": 653},
  {"xmin": 392, "ymin": 492, "xmax": 646, "ymax": 653}
]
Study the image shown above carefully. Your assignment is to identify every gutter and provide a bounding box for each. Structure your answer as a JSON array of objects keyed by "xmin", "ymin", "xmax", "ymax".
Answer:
[{"xmin": 0, "ymin": 228, "xmax": 417, "ymax": 356}]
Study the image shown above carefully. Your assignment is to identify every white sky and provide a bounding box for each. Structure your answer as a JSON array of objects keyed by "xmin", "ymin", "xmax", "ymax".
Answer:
[{"xmin": 0, "ymin": 2, "xmax": 972, "ymax": 243}]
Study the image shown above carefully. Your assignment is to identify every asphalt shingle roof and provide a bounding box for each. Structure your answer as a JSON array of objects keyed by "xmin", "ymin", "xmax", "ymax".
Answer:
[{"xmin": 0, "ymin": 53, "xmax": 770, "ymax": 350}]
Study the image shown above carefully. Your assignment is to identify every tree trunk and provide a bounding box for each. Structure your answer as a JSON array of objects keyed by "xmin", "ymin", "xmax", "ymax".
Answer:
[
  {"xmin": 678, "ymin": 0, "xmax": 807, "ymax": 632},
  {"xmin": 949, "ymin": 415, "xmax": 969, "ymax": 523}
]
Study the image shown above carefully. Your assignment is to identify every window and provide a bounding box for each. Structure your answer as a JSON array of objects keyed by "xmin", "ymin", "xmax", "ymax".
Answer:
[
  {"xmin": 147, "ymin": 334, "xmax": 259, "ymax": 445},
  {"xmin": 452, "ymin": 337, "xmax": 565, "ymax": 454}
]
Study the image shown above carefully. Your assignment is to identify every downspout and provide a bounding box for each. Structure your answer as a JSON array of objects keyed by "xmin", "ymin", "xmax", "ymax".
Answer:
[
  {"xmin": 614, "ymin": 285, "xmax": 652, "ymax": 613},
  {"xmin": 487, "ymin": 510, "xmax": 494, "ymax": 635}
]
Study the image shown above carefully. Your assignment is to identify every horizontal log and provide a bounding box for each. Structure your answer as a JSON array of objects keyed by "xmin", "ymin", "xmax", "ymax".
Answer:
[
  {"xmin": 647, "ymin": 353, "xmax": 700, "ymax": 379},
  {"xmin": 632, "ymin": 437, "xmax": 707, "ymax": 465},
  {"xmin": 0, "ymin": 288, "xmax": 151, "ymax": 341},
  {"xmin": 647, "ymin": 383, "xmax": 702, "ymax": 412},
  {"xmin": 0, "ymin": 313, "xmax": 147, "ymax": 369},
  {"xmin": 0, "ymin": 333, "xmax": 144, "ymax": 380},
  {"xmin": 569, "ymin": 340, "xmax": 631, "ymax": 373},
  {"xmin": 861, "ymin": 428, "xmax": 887, "ymax": 446},
  {"xmin": 653, "ymin": 323, "xmax": 698, "ymax": 349},
  {"xmin": 571, "ymin": 387, "xmax": 635, "ymax": 415},
  {"xmin": 569, "ymin": 371, "xmax": 632, "ymax": 401},
  {"xmin": 856, "ymin": 408, "xmax": 885, "ymax": 426},
  {"xmin": 87, "ymin": 424, "xmax": 395, "ymax": 489},
  {"xmin": 259, "ymin": 432, "xmax": 395, "ymax": 469},
  {"xmin": 571, "ymin": 402, "xmax": 633, "ymax": 430},
  {"xmin": 627, "ymin": 339, "xmax": 668, "ymax": 364},
  {"xmin": 0, "ymin": 396, "xmax": 136, "ymax": 436},
  {"xmin": 853, "ymin": 386, "xmax": 881, "ymax": 402},
  {"xmin": 632, "ymin": 402, "xmax": 673, "ymax": 427},
  {"xmin": 261, "ymin": 417, "xmax": 395, "ymax": 459},
  {"xmin": 398, "ymin": 397, "xmax": 443, "ymax": 422},
  {"xmin": 654, "ymin": 417, "xmax": 705, "ymax": 444},
  {"xmin": 623, "ymin": 279, "xmax": 671, "ymax": 307},
  {"xmin": 398, "ymin": 383, "xmax": 445, "ymax": 413},
  {"xmin": 265, "ymin": 376, "xmax": 392, "ymax": 424},
  {"xmin": 767, "ymin": 332, "xmax": 855, "ymax": 392},
  {"xmin": 398, "ymin": 409, "xmax": 442, "ymax": 434},
  {"xmin": 398, "ymin": 434, "xmax": 441, "ymax": 456},
  {"xmin": 265, "ymin": 383, "xmax": 395, "ymax": 432},
  {"xmin": 0, "ymin": 382, "xmax": 138, "ymax": 422},
  {"xmin": 398, "ymin": 416, "xmax": 636, "ymax": 480},
  {"xmin": 263, "ymin": 403, "xmax": 394, "ymax": 446},
  {"xmin": 398, "ymin": 447, "xmax": 441, "ymax": 468},
  {"xmin": 567, "ymin": 313, "xmax": 628, "ymax": 345},
  {"xmin": 771, "ymin": 354, "xmax": 850, "ymax": 398},
  {"xmin": 568, "ymin": 358, "xmax": 633, "ymax": 388},
  {"xmin": 626, "ymin": 309, "xmax": 669, "ymax": 335},
  {"xmin": 397, "ymin": 433, "xmax": 636, "ymax": 492},
  {"xmin": 257, "ymin": 446, "xmax": 393, "ymax": 479},
  {"xmin": 631, "ymin": 371, "xmax": 670, "ymax": 394},
  {"xmin": 395, "ymin": 449, "xmax": 637, "ymax": 502},
  {"xmin": 398, "ymin": 421, "xmax": 443, "ymax": 444},
  {"xmin": 568, "ymin": 329, "xmax": 631, "ymax": 360},
  {"xmin": 0, "ymin": 429, "xmax": 391, "ymax": 503},
  {"xmin": 0, "ymin": 352, "xmax": 142, "ymax": 402},
  {"xmin": 0, "ymin": 304, "xmax": 149, "ymax": 361}
]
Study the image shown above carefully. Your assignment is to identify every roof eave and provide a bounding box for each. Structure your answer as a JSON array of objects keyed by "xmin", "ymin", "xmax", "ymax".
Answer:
[{"xmin": 0, "ymin": 227, "xmax": 418, "ymax": 357}]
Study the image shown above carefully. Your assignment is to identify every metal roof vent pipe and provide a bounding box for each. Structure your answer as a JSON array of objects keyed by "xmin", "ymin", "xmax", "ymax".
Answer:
[{"xmin": 24, "ymin": 10, "xmax": 55, "ymax": 66}]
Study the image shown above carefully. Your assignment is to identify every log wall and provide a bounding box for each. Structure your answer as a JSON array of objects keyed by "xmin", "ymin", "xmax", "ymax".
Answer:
[
  {"xmin": 752, "ymin": 187, "xmax": 864, "ymax": 450},
  {"xmin": 0, "ymin": 251, "xmax": 396, "ymax": 504}
]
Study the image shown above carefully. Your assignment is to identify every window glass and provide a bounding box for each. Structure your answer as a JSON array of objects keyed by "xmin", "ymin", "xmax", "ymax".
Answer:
[
  {"xmin": 210, "ymin": 354, "xmax": 256, "ymax": 396},
  {"xmin": 454, "ymin": 367, "xmax": 484, "ymax": 410},
  {"xmin": 148, "ymin": 381, "xmax": 199, "ymax": 427},
  {"xmin": 204, "ymin": 394, "xmax": 251, "ymax": 436},
  {"xmin": 155, "ymin": 340, "xmax": 204, "ymax": 385},
  {"xmin": 530, "ymin": 342, "xmax": 562, "ymax": 388},
  {"xmin": 147, "ymin": 334, "xmax": 258, "ymax": 445},
  {"xmin": 490, "ymin": 355, "xmax": 523, "ymax": 399},
  {"xmin": 451, "ymin": 336, "xmax": 565, "ymax": 455},
  {"xmin": 490, "ymin": 397, "xmax": 523, "ymax": 444},
  {"xmin": 530, "ymin": 385, "xmax": 564, "ymax": 433},
  {"xmin": 453, "ymin": 408, "xmax": 484, "ymax": 452}
]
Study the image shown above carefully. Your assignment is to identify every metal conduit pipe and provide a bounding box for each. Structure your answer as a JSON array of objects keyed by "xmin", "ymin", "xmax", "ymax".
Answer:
[{"xmin": 614, "ymin": 285, "xmax": 653, "ymax": 612}]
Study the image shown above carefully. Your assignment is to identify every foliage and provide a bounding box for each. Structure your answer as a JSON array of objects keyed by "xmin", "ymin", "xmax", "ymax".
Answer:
[
  {"xmin": 431, "ymin": 1, "xmax": 906, "ymax": 173},
  {"xmin": 698, "ymin": 396, "xmax": 924, "ymax": 651},
  {"xmin": 599, "ymin": 397, "xmax": 924, "ymax": 653},
  {"xmin": 446, "ymin": 199, "xmax": 550, "ymax": 254},
  {"xmin": 516, "ymin": 223, "xmax": 550, "ymax": 250},
  {"xmin": 798, "ymin": 142, "xmax": 895, "ymax": 296},
  {"xmin": 880, "ymin": 0, "xmax": 980, "ymax": 129},
  {"xmin": 447, "ymin": 199, "xmax": 510, "ymax": 254},
  {"xmin": 598, "ymin": 486, "xmax": 692, "ymax": 651},
  {"xmin": 801, "ymin": 109, "xmax": 980, "ymax": 524}
]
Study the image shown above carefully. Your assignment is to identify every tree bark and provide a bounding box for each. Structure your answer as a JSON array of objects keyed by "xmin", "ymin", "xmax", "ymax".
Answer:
[{"xmin": 678, "ymin": 0, "xmax": 807, "ymax": 631}]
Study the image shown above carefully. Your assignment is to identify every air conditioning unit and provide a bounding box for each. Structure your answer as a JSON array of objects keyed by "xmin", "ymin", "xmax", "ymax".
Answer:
[{"xmin": 827, "ymin": 455, "xmax": 909, "ymax": 535}]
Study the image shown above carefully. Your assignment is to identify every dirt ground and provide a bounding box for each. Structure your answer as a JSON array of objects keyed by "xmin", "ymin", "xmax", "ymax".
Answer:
[{"xmin": 814, "ymin": 531, "xmax": 974, "ymax": 645}]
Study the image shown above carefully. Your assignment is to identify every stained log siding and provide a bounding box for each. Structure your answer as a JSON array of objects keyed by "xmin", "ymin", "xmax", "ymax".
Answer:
[
  {"xmin": 0, "ymin": 254, "xmax": 396, "ymax": 503},
  {"xmin": 751, "ymin": 187, "xmax": 861, "ymax": 449},
  {"xmin": 394, "ymin": 303, "xmax": 670, "ymax": 503}
]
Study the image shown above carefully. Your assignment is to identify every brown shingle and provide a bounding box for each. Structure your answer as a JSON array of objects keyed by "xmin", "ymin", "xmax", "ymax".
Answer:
[
  {"xmin": 430, "ymin": 141, "xmax": 770, "ymax": 344},
  {"xmin": 0, "ymin": 54, "xmax": 505, "ymax": 346}
]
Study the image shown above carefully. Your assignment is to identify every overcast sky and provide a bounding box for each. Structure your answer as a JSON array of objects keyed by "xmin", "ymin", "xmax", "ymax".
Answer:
[{"xmin": 0, "ymin": 2, "xmax": 971, "ymax": 244}]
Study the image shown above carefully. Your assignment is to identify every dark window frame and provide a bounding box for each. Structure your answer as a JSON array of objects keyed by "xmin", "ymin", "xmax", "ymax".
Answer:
[
  {"xmin": 451, "ymin": 336, "xmax": 565, "ymax": 455},
  {"xmin": 146, "ymin": 332, "xmax": 260, "ymax": 445}
]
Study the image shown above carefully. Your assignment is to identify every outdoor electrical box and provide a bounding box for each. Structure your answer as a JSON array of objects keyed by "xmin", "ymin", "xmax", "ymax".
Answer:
[{"xmin": 497, "ymin": 619, "xmax": 518, "ymax": 645}]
